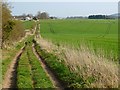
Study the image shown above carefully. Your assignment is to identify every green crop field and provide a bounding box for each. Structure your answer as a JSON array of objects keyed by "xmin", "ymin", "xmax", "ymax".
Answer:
[
  {"xmin": 23, "ymin": 20, "xmax": 36, "ymax": 30},
  {"xmin": 40, "ymin": 19, "xmax": 118, "ymax": 61}
]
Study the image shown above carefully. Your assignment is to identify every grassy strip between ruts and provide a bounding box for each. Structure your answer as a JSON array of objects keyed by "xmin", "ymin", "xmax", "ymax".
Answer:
[
  {"xmin": 26, "ymin": 42, "xmax": 54, "ymax": 88},
  {"xmin": 17, "ymin": 47, "xmax": 33, "ymax": 88},
  {"xmin": 34, "ymin": 42, "xmax": 90, "ymax": 88}
]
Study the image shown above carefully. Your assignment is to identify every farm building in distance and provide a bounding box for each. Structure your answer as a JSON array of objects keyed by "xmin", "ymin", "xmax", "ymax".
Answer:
[{"xmin": 13, "ymin": 15, "xmax": 38, "ymax": 21}]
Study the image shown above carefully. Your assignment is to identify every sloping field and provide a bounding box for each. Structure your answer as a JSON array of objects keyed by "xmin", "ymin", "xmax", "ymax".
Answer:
[{"xmin": 40, "ymin": 19, "xmax": 118, "ymax": 61}]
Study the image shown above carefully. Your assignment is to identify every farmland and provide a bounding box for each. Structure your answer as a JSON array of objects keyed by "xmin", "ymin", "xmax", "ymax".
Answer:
[
  {"xmin": 2, "ymin": 19, "xmax": 119, "ymax": 88},
  {"xmin": 40, "ymin": 19, "xmax": 118, "ymax": 61},
  {"xmin": 36, "ymin": 19, "xmax": 119, "ymax": 88},
  {"xmin": 2, "ymin": 1, "xmax": 119, "ymax": 89},
  {"xmin": 23, "ymin": 20, "xmax": 36, "ymax": 30}
]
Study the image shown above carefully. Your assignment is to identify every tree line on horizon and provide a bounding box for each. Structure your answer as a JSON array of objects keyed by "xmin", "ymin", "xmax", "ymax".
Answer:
[
  {"xmin": 14, "ymin": 13, "xmax": 118, "ymax": 20},
  {"xmin": 88, "ymin": 15, "xmax": 116, "ymax": 19}
]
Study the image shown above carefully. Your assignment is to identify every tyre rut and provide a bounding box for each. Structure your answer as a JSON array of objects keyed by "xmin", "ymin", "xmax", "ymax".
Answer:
[
  {"xmin": 2, "ymin": 45, "xmax": 26, "ymax": 88},
  {"xmin": 32, "ymin": 44, "xmax": 64, "ymax": 90}
]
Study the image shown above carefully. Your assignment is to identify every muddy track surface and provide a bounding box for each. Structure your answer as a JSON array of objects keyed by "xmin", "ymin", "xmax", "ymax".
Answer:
[
  {"xmin": 32, "ymin": 44, "xmax": 64, "ymax": 90},
  {"xmin": 2, "ymin": 46, "xmax": 26, "ymax": 88}
]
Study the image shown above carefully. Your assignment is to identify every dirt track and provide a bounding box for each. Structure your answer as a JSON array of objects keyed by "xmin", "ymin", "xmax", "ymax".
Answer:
[
  {"xmin": 2, "ymin": 46, "xmax": 26, "ymax": 88},
  {"xmin": 2, "ymin": 24, "xmax": 37, "ymax": 89},
  {"xmin": 2, "ymin": 22, "xmax": 64, "ymax": 89},
  {"xmin": 2, "ymin": 43, "xmax": 64, "ymax": 89}
]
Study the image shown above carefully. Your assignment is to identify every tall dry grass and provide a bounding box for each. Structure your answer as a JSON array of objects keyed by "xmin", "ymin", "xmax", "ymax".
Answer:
[
  {"xmin": 35, "ymin": 37, "xmax": 119, "ymax": 88},
  {"xmin": 63, "ymin": 46, "xmax": 118, "ymax": 88}
]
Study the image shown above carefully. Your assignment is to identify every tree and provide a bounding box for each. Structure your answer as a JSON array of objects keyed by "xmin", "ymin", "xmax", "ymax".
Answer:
[
  {"xmin": 27, "ymin": 14, "xmax": 33, "ymax": 18},
  {"xmin": 22, "ymin": 13, "xmax": 26, "ymax": 19},
  {"xmin": 36, "ymin": 11, "xmax": 49, "ymax": 19},
  {"xmin": 88, "ymin": 15, "xmax": 106, "ymax": 19},
  {"xmin": 40, "ymin": 12, "xmax": 49, "ymax": 19},
  {"xmin": 2, "ymin": 2, "xmax": 12, "ymax": 27},
  {"xmin": 2, "ymin": 2, "xmax": 13, "ymax": 48},
  {"xmin": 36, "ymin": 11, "xmax": 41, "ymax": 19}
]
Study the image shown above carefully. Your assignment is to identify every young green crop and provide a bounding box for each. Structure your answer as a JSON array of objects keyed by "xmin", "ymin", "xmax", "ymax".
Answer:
[
  {"xmin": 40, "ymin": 19, "xmax": 118, "ymax": 61},
  {"xmin": 23, "ymin": 20, "xmax": 36, "ymax": 30}
]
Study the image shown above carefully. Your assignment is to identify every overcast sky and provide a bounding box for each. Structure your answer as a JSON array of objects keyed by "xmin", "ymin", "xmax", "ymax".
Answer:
[{"xmin": 10, "ymin": 2, "xmax": 118, "ymax": 17}]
